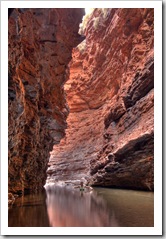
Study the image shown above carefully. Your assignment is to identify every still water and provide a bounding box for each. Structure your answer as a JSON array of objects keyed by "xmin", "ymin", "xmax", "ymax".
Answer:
[{"xmin": 8, "ymin": 186, "xmax": 154, "ymax": 227}]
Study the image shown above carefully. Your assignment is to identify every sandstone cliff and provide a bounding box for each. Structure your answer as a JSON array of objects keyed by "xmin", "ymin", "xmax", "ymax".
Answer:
[
  {"xmin": 8, "ymin": 8, "xmax": 84, "ymax": 194},
  {"xmin": 47, "ymin": 8, "xmax": 154, "ymax": 190}
]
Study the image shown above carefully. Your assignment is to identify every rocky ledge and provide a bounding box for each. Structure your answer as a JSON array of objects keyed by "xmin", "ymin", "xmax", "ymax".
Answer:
[{"xmin": 47, "ymin": 8, "xmax": 154, "ymax": 190}]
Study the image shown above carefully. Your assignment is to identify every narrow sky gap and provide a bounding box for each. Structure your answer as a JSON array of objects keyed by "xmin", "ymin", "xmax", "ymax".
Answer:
[{"xmin": 85, "ymin": 8, "xmax": 94, "ymax": 15}]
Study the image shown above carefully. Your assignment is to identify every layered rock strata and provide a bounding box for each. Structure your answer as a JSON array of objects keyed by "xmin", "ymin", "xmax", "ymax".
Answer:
[
  {"xmin": 8, "ymin": 8, "xmax": 84, "ymax": 194},
  {"xmin": 47, "ymin": 8, "xmax": 154, "ymax": 190}
]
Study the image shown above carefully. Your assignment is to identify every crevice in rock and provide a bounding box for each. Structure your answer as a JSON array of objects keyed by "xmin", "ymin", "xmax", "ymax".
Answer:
[{"xmin": 8, "ymin": 8, "xmax": 154, "ymax": 202}]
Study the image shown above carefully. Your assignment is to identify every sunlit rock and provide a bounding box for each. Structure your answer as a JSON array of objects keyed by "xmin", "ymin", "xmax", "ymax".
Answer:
[{"xmin": 47, "ymin": 8, "xmax": 154, "ymax": 191}]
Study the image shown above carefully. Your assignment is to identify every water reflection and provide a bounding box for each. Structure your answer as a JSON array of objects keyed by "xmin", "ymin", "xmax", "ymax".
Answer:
[
  {"xmin": 8, "ymin": 193, "xmax": 49, "ymax": 227},
  {"xmin": 46, "ymin": 186, "xmax": 119, "ymax": 227},
  {"xmin": 94, "ymin": 188, "xmax": 154, "ymax": 227},
  {"xmin": 8, "ymin": 187, "xmax": 154, "ymax": 227}
]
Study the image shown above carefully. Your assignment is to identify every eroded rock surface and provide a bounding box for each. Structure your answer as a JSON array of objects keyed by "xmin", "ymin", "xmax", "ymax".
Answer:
[
  {"xmin": 47, "ymin": 8, "xmax": 154, "ymax": 190},
  {"xmin": 8, "ymin": 8, "xmax": 84, "ymax": 194}
]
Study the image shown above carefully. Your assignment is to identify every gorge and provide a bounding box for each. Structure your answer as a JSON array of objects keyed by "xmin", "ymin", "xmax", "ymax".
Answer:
[{"xmin": 8, "ymin": 8, "xmax": 154, "ymax": 202}]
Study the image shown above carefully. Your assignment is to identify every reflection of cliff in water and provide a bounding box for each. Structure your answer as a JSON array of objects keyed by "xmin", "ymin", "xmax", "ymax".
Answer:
[
  {"xmin": 46, "ymin": 186, "xmax": 119, "ymax": 227},
  {"xmin": 8, "ymin": 193, "xmax": 49, "ymax": 227},
  {"xmin": 8, "ymin": 187, "xmax": 153, "ymax": 227}
]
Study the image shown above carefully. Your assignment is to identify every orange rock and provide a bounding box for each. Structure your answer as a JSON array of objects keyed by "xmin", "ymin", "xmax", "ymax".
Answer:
[{"xmin": 47, "ymin": 8, "xmax": 154, "ymax": 191}]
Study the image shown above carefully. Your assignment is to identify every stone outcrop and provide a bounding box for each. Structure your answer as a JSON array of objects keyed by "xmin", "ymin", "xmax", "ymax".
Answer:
[
  {"xmin": 8, "ymin": 8, "xmax": 84, "ymax": 195},
  {"xmin": 47, "ymin": 8, "xmax": 154, "ymax": 190}
]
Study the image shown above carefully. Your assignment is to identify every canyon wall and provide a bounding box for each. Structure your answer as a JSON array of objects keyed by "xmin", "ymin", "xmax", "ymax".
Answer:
[
  {"xmin": 47, "ymin": 8, "xmax": 154, "ymax": 190},
  {"xmin": 8, "ymin": 8, "xmax": 84, "ymax": 194}
]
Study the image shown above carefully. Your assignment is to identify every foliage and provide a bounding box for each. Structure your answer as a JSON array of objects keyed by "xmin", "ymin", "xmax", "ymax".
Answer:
[
  {"xmin": 78, "ymin": 8, "xmax": 111, "ymax": 35},
  {"xmin": 78, "ymin": 8, "xmax": 94, "ymax": 35},
  {"xmin": 77, "ymin": 39, "xmax": 86, "ymax": 53},
  {"xmin": 93, "ymin": 8, "xmax": 110, "ymax": 30}
]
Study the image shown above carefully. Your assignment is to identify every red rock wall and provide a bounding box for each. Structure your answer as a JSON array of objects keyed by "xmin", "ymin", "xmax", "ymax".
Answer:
[
  {"xmin": 8, "ymin": 8, "xmax": 84, "ymax": 194},
  {"xmin": 47, "ymin": 8, "xmax": 154, "ymax": 190}
]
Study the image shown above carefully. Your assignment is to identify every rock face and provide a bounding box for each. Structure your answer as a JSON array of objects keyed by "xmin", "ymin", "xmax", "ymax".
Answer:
[
  {"xmin": 8, "ymin": 8, "xmax": 84, "ymax": 194},
  {"xmin": 47, "ymin": 8, "xmax": 154, "ymax": 190}
]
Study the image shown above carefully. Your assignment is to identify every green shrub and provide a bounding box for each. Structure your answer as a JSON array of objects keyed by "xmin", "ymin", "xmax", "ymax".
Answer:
[
  {"xmin": 93, "ymin": 17, "xmax": 100, "ymax": 30},
  {"xmin": 93, "ymin": 9, "xmax": 110, "ymax": 30},
  {"xmin": 77, "ymin": 39, "xmax": 86, "ymax": 53},
  {"xmin": 101, "ymin": 8, "xmax": 109, "ymax": 19},
  {"xmin": 78, "ymin": 9, "xmax": 94, "ymax": 35},
  {"xmin": 78, "ymin": 8, "xmax": 110, "ymax": 35}
]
